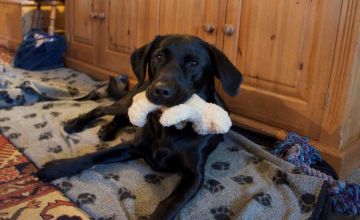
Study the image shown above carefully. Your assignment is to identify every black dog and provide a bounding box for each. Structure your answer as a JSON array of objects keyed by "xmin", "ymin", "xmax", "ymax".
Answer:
[{"xmin": 37, "ymin": 35, "xmax": 243, "ymax": 220}]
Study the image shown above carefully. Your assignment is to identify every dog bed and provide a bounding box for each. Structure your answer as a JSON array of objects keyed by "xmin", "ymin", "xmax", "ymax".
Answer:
[{"xmin": 0, "ymin": 99, "xmax": 329, "ymax": 220}]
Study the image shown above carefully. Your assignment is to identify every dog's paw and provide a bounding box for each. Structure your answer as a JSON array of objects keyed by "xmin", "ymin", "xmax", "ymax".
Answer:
[
  {"xmin": 97, "ymin": 124, "xmax": 117, "ymax": 141},
  {"xmin": 36, "ymin": 158, "xmax": 91, "ymax": 181},
  {"xmin": 63, "ymin": 117, "xmax": 88, "ymax": 134}
]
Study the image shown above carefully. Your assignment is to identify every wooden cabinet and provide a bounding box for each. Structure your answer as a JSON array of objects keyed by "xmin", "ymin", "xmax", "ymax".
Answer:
[
  {"xmin": 0, "ymin": 0, "xmax": 65, "ymax": 51},
  {"xmin": 66, "ymin": 0, "xmax": 97, "ymax": 65},
  {"xmin": 66, "ymin": 0, "xmax": 360, "ymax": 178},
  {"xmin": 220, "ymin": 0, "xmax": 341, "ymax": 139},
  {"xmin": 157, "ymin": 0, "xmax": 221, "ymax": 46},
  {"xmin": 66, "ymin": 0, "xmax": 223, "ymax": 81},
  {"xmin": 66, "ymin": 0, "xmax": 128, "ymax": 80},
  {"xmin": 221, "ymin": 0, "xmax": 360, "ymax": 178}
]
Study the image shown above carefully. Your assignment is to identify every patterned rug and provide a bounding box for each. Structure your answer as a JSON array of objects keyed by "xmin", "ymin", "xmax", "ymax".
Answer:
[{"xmin": 0, "ymin": 135, "xmax": 90, "ymax": 220}]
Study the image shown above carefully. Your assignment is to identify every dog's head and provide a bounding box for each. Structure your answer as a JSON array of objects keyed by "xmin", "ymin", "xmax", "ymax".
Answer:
[{"xmin": 131, "ymin": 35, "xmax": 243, "ymax": 106}]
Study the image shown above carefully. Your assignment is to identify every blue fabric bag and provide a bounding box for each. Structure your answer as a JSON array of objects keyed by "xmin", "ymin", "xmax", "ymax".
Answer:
[{"xmin": 13, "ymin": 29, "xmax": 66, "ymax": 70}]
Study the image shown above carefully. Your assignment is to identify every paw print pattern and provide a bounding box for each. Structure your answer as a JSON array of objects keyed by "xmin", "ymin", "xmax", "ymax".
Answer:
[
  {"xmin": 68, "ymin": 80, "xmax": 76, "ymax": 85},
  {"xmin": 39, "ymin": 132, "xmax": 53, "ymax": 140},
  {"xmin": 211, "ymin": 161, "xmax": 230, "ymax": 171},
  {"xmin": 254, "ymin": 192, "xmax": 272, "ymax": 207},
  {"xmin": 210, "ymin": 206, "xmax": 234, "ymax": 220},
  {"xmin": 71, "ymin": 103, "xmax": 81, "ymax": 107},
  {"xmin": 97, "ymin": 216, "xmax": 116, "ymax": 220},
  {"xmin": 204, "ymin": 179, "xmax": 225, "ymax": 194},
  {"xmin": 34, "ymin": 122, "xmax": 47, "ymax": 129},
  {"xmin": 56, "ymin": 181, "xmax": 73, "ymax": 192},
  {"xmin": 248, "ymin": 156, "xmax": 263, "ymax": 164},
  {"xmin": 0, "ymin": 126, "xmax": 10, "ymax": 132},
  {"xmin": 118, "ymin": 187, "xmax": 136, "ymax": 201},
  {"xmin": 231, "ymin": 175, "xmax": 254, "ymax": 185},
  {"xmin": 67, "ymin": 86, "xmax": 80, "ymax": 96},
  {"xmin": 23, "ymin": 113, "xmax": 37, "ymax": 119},
  {"xmin": 77, "ymin": 193, "xmax": 96, "ymax": 205},
  {"xmin": 227, "ymin": 145, "xmax": 240, "ymax": 152},
  {"xmin": 47, "ymin": 145, "xmax": 63, "ymax": 153},
  {"xmin": 50, "ymin": 112, "xmax": 61, "ymax": 117},
  {"xmin": 298, "ymin": 193, "xmax": 316, "ymax": 213},
  {"xmin": 69, "ymin": 73, "xmax": 79, "ymax": 78},
  {"xmin": 42, "ymin": 103, "xmax": 54, "ymax": 110},
  {"xmin": 0, "ymin": 117, "xmax": 10, "ymax": 122},
  {"xmin": 144, "ymin": 174, "xmax": 165, "ymax": 185},
  {"xmin": 272, "ymin": 170, "xmax": 289, "ymax": 185},
  {"xmin": 292, "ymin": 168, "xmax": 303, "ymax": 174},
  {"xmin": 103, "ymin": 173, "xmax": 120, "ymax": 181},
  {"xmin": 40, "ymin": 77, "xmax": 50, "ymax": 82},
  {"xmin": 8, "ymin": 132, "xmax": 21, "ymax": 139}
]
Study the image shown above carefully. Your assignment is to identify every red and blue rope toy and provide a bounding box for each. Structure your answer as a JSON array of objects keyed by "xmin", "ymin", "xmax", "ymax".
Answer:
[{"xmin": 272, "ymin": 132, "xmax": 360, "ymax": 215}]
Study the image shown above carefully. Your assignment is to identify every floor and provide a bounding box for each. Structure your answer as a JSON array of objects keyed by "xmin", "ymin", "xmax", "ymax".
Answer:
[
  {"xmin": 1, "ymin": 46, "xmax": 359, "ymax": 219},
  {"xmin": 1, "ymin": 46, "xmax": 359, "ymax": 183}
]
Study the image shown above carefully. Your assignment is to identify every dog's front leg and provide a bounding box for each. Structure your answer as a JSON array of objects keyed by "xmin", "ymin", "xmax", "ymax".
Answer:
[
  {"xmin": 149, "ymin": 166, "xmax": 205, "ymax": 220},
  {"xmin": 37, "ymin": 143, "xmax": 139, "ymax": 181}
]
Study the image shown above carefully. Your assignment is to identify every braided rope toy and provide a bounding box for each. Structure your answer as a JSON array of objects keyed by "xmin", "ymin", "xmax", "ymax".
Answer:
[{"xmin": 272, "ymin": 132, "xmax": 360, "ymax": 215}]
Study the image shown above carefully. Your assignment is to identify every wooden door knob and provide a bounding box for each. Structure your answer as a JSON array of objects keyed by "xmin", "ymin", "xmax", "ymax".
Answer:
[
  {"xmin": 90, "ymin": 12, "xmax": 98, "ymax": 19},
  {"xmin": 98, "ymin": 12, "xmax": 106, "ymax": 20},
  {"xmin": 203, "ymin": 23, "xmax": 215, "ymax": 33},
  {"xmin": 223, "ymin": 24, "xmax": 234, "ymax": 36}
]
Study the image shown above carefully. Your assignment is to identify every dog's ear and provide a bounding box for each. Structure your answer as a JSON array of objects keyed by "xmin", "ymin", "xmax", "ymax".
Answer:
[
  {"xmin": 130, "ymin": 36, "xmax": 163, "ymax": 86},
  {"xmin": 206, "ymin": 43, "xmax": 243, "ymax": 96}
]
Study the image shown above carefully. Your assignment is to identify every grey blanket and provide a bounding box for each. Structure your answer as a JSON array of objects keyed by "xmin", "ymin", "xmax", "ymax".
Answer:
[
  {"xmin": 0, "ymin": 100, "xmax": 329, "ymax": 220},
  {"xmin": 0, "ymin": 63, "xmax": 107, "ymax": 108}
]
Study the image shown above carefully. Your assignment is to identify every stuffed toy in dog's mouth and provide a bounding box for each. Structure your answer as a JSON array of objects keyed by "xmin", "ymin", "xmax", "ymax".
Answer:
[{"xmin": 128, "ymin": 91, "xmax": 232, "ymax": 135}]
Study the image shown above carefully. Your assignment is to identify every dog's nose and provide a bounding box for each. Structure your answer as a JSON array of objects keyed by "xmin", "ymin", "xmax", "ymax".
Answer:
[{"xmin": 152, "ymin": 82, "xmax": 175, "ymax": 99}]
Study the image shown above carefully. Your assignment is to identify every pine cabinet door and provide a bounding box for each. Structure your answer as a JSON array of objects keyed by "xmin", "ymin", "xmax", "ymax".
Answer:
[
  {"xmin": 96, "ymin": 0, "xmax": 136, "ymax": 77},
  {"xmin": 66, "ymin": 0, "xmax": 97, "ymax": 65},
  {"xmin": 158, "ymin": 0, "xmax": 222, "ymax": 46},
  {"xmin": 220, "ymin": 0, "xmax": 342, "ymax": 139}
]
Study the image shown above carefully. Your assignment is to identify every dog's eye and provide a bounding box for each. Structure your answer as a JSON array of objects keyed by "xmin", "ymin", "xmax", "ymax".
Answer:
[
  {"xmin": 153, "ymin": 54, "xmax": 165, "ymax": 64},
  {"xmin": 187, "ymin": 60, "xmax": 199, "ymax": 67}
]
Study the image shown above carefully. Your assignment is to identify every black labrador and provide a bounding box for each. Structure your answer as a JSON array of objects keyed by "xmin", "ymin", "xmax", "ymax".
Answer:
[{"xmin": 37, "ymin": 35, "xmax": 243, "ymax": 220}]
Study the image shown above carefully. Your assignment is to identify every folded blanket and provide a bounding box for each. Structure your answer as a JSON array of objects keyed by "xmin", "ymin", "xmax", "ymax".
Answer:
[
  {"xmin": 0, "ymin": 100, "xmax": 329, "ymax": 220},
  {"xmin": 0, "ymin": 64, "xmax": 108, "ymax": 108}
]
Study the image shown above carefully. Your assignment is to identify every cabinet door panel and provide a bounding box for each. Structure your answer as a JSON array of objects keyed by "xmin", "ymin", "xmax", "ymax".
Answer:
[
  {"xmin": 97, "ymin": 0, "xmax": 135, "ymax": 76},
  {"xmin": 221, "ymin": 0, "xmax": 342, "ymax": 138},
  {"xmin": 158, "ymin": 0, "xmax": 221, "ymax": 45},
  {"xmin": 136, "ymin": 0, "xmax": 161, "ymax": 47},
  {"xmin": 67, "ymin": 0, "xmax": 96, "ymax": 64}
]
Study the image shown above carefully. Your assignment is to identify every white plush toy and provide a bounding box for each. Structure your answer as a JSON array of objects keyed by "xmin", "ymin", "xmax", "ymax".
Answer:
[{"xmin": 128, "ymin": 91, "xmax": 232, "ymax": 135}]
